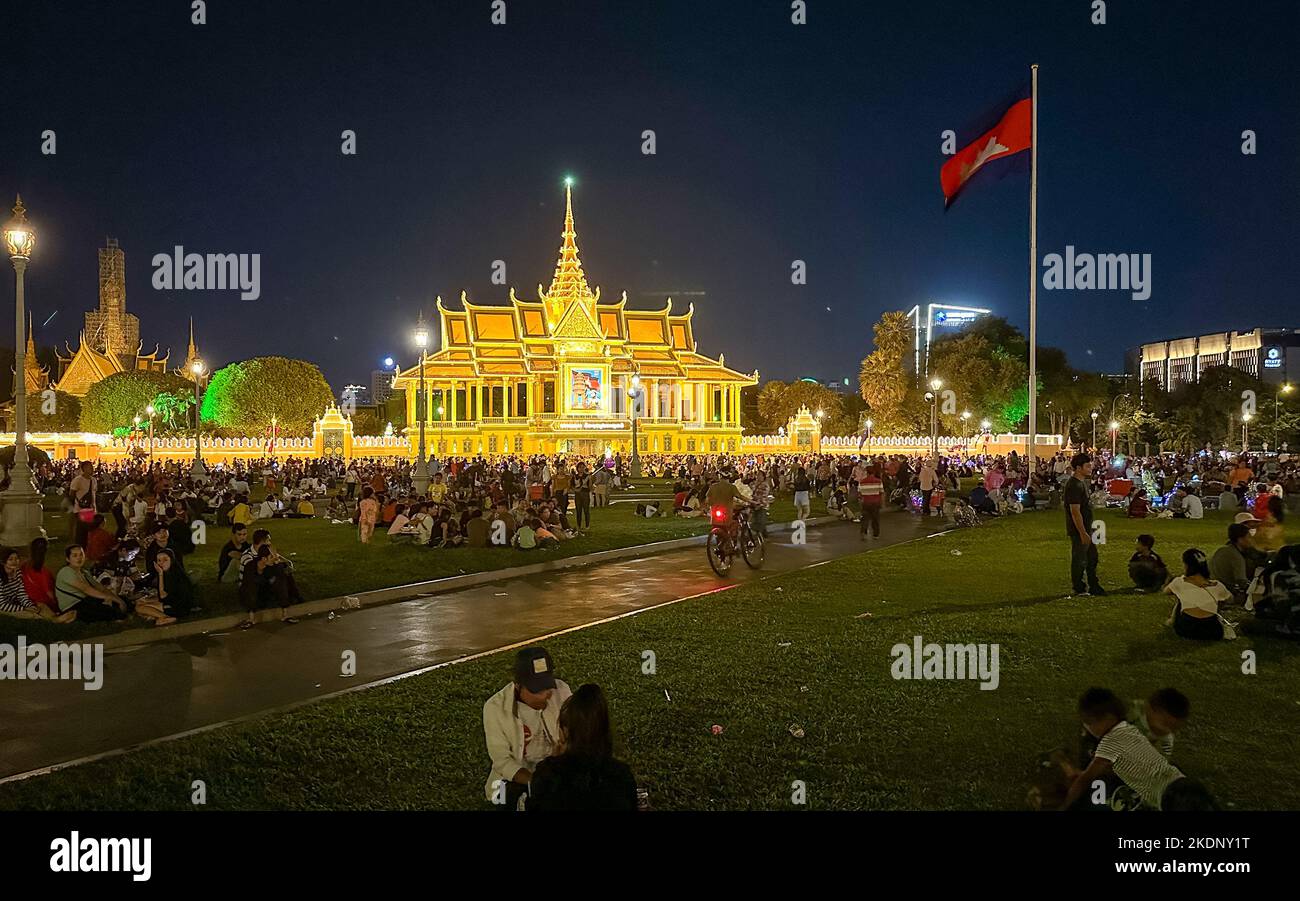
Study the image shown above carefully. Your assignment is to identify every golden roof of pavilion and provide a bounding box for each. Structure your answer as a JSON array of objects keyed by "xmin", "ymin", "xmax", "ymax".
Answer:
[{"xmin": 393, "ymin": 185, "xmax": 757, "ymax": 386}]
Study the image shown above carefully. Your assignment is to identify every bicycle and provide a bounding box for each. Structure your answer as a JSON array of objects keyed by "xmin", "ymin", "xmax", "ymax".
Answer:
[{"xmin": 706, "ymin": 503, "xmax": 765, "ymax": 576}]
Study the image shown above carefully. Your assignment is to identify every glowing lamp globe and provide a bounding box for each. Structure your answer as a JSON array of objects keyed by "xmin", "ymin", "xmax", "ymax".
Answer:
[{"xmin": 4, "ymin": 196, "xmax": 35, "ymax": 259}]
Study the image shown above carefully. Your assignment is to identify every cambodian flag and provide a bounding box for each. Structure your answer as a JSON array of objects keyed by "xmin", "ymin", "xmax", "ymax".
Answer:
[{"xmin": 940, "ymin": 84, "xmax": 1032, "ymax": 208}]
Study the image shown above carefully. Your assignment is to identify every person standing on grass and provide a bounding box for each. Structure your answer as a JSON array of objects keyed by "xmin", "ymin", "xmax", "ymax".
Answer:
[
  {"xmin": 918, "ymin": 458, "xmax": 938, "ymax": 517},
  {"xmin": 1063, "ymin": 452, "xmax": 1105, "ymax": 597},
  {"xmin": 357, "ymin": 485, "xmax": 379, "ymax": 544},
  {"xmin": 483, "ymin": 647, "xmax": 572, "ymax": 811},
  {"xmin": 572, "ymin": 461, "xmax": 592, "ymax": 530},
  {"xmin": 857, "ymin": 462, "xmax": 884, "ymax": 540},
  {"xmin": 791, "ymin": 466, "xmax": 812, "ymax": 521}
]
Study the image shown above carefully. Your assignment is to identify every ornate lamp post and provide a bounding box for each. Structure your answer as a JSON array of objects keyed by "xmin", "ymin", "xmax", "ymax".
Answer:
[
  {"xmin": 1242, "ymin": 412, "xmax": 1252, "ymax": 453},
  {"xmin": 925, "ymin": 377, "xmax": 942, "ymax": 460},
  {"xmin": 864, "ymin": 417, "xmax": 873, "ymax": 454},
  {"xmin": 411, "ymin": 313, "xmax": 430, "ymax": 496},
  {"xmin": 628, "ymin": 374, "xmax": 642, "ymax": 478},
  {"xmin": 1, "ymin": 196, "xmax": 45, "ymax": 545},
  {"xmin": 1090, "ymin": 410, "xmax": 1099, "ymax": 450},
  {"xmin": 1109, "ymin": 420, "xmax": 1119, "ymax": 457},
  {"xmin": 436, "ymin": 405, "xmax": 445, "ymax": 456},
  {"xmin": 145, "ymin": 403, "xmax": 156, "ymax": 464},
  {"xmin": 961, "ymin": 410, "xmax": 971, "ymax": 452},
  {"xmin": 190, "ymin": 359, "xmax": 207, "ymax": 480}
]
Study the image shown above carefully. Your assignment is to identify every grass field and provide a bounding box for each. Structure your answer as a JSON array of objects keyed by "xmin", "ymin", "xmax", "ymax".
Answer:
[
  {"xmin": 2, "ymin": 482, "xmax": 827, "ymax": 644},
  {"xmin": 3, "ymin": 507, "xmax": 1295, "ymax": 811}
]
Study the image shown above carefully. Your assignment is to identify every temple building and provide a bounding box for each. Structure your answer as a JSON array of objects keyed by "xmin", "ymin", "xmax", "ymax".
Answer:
[
  {"xmin": 55, "ymin": 238, "xmax": 171, "ymax": 396},
  {"xmin": 22, "ymin": 316, "xmax": 50, "ymax": 395},
  {"xmin": 392, "ymin": 184, "xmax": 757, "ymax": 457}
]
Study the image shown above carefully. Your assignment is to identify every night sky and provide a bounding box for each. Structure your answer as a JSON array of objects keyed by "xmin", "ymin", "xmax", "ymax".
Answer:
[{"xmin": 2, "ymin": 0, "xmax": 1296, "ymax": 392}]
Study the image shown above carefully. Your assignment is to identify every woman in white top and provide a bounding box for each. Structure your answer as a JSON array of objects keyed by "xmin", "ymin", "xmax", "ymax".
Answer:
[{"xmin": 1165, "ymin": 548, "xmax": 1234, "ymax": 640}]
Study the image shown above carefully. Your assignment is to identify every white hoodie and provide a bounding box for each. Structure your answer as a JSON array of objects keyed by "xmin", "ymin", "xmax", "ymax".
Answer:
[{"xmin": 482, "ymin": 679, "xmax": 572, "ymax": 800}]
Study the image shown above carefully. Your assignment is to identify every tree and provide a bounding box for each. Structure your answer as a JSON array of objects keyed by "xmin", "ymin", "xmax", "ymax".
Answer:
[
  {"xmin": 200, "ymin": 356, "xmax": 334, "ymax": 436},
  {"xmin": 927, "ymin": 332, "xmax": 1028, "ymax": 433},
  {"xmin": 80, "ymin": 371, "xmax": 195, "ymax": 434},
  {"xmin": 858, "ymin": 311, "xmax": 912, "ymax": 433},
  {"xmin": 757, "ymin": 380, "xmax": 844, "ymax": 433},
  {"xmin": 25, "ymin": 390, "xmax": 81, "ymax": 432}
]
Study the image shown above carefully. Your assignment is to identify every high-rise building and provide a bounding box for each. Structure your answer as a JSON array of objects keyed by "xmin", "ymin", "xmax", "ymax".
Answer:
[{"xmin": 1128, "ymin": 328, "xmax": 1300, "ymax": 399}]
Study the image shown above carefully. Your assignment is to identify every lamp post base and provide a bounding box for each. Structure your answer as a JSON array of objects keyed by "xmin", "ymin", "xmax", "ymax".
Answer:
[
  {"xmin": 412, "ymin": 455, "xmax": 430, "ymax": 497},
  {"xmin": 191, "ymin": 458, "xmax": 208, "ymax": 482},
  {"xmin": 0, "ymin": 463, "xmax": 47, "ymax": 547}
]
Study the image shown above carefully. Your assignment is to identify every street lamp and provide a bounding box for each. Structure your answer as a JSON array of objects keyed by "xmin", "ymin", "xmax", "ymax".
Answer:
[
  {"xmin": 145, "ymin": 403, "xmax": 156, "ymax": 464},
  {"xmin": 436, "ymin": 404, "xmax": 445, "ymax": 455},
  {"xmin": 1275, "ymin": 383, "xmax": 1292, "ymax": 449},
  {"xmin": 1109, "ymin": 420, "xmax": 1119, "ymax": 457},
  {"xmin": 1242, "ymin": 411, "xmax": 1252, "ymax": 453},
  {"xmin": 925, "ymin": 377, "xmax": 942, "ymax": 460},
  {"xmin": 1090, "ymin": 410, "xmax": 1099, "ymax": 450},
  {"xmin": 961, "ymin": 410, "xmax": 971, "ymax": 452},
  {"xmin": 628, "ymin": 373, "xmax": 642, "ymax": 478},
  {"xmin": 864, "ymin": 417, "xmax": 873, "ymax": 454},
  {"xmin": 1, "ymin": 196, "xmax": 45, "ymax": 545},
  {"xmin": 411, "ymin": 312, "xmax": 430, "ymax": 496},
  {"xmin": 190, "ymin": 359, "xmax": 207, "ymax": 480}
]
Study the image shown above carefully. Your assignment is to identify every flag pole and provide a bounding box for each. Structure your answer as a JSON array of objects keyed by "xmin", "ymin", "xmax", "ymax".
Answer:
[{"xmin": 1027, "ymin": 63, "xmax": 1039, "ymax": 465}]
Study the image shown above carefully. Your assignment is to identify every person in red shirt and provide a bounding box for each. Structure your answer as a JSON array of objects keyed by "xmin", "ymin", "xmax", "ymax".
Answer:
[
  {"xmin": 84, "ymin": 514, "xmax": 118, "ymax": 565},
  {"xmin": 21, "ymin": 537, "xmax": 58, "ymax": 611},
  {"xmin": 857, "ymin": 463, "xmax": 884, "ymax": 540}
]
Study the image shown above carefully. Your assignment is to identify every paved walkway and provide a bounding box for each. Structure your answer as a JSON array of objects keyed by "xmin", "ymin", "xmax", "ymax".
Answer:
[{"xmin": 1, "ymin": 511, "xmax": 938, "ymax": 779}]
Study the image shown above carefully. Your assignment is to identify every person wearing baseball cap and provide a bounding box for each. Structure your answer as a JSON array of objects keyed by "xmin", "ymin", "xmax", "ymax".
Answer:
[
  {"xmin": 482, "ymin": 646, "xmax": 572, "ymax": 809},
  {"xmin": 1210, "ymin": 520, "xmax": 1257, "ymax": 603}
]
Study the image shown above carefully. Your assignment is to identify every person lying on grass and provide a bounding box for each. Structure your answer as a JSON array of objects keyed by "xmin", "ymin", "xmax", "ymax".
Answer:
[{"xmin": 1060, "ymin": 688, "xmax": 1214, "ymax": 811}]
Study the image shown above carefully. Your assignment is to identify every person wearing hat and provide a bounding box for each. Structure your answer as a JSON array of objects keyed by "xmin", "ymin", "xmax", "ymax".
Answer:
[{"xmin": 482, "ymin": 647, "xmax": 572, "ymax": 809}]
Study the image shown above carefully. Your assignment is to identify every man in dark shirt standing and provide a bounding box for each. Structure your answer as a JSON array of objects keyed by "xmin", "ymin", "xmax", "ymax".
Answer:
[{"xmin": 1063, "ymin": 452, "xmax": 1105, "ymax": 597}]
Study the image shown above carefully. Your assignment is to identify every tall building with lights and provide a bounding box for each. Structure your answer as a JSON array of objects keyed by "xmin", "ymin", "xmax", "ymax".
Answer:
[
  {"xmin": 1127, "ymin": 328, "xmax": 1300, "ymax": 400},
  {"xmin": 391, "ymin": 183, "xmax": 756, "ymax": 456},
  {"xmin": 904, "ymin": 303, "xmax": 992, "ymax": 385}
]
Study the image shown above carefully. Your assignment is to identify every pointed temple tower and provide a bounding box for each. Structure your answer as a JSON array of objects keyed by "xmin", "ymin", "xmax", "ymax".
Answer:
[
  {"xmin": 55, "ymin": 238, "xmax": 170, "ymax": 397},
  {"xmin": 22, "ymin": 314, "xmax": 49, "ymax": 395}
]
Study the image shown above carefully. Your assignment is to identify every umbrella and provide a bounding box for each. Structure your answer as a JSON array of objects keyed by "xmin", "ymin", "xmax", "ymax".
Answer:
[{"xmin": 0, "ymin": 444, "xmax": 52, "ymax": 467}]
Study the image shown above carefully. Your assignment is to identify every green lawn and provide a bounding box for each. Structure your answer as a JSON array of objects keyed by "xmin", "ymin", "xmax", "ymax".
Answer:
[
  {"xmin": 2, "ymin": 482, "xmax": 826, "ymax": 644},
  {"xmin": 3, "ymin": 508, "xmax": 1295, "ymax": 811}
]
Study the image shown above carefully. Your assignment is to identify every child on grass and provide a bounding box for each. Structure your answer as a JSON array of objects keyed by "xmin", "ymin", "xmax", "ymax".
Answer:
[
  {"xmin": 1060, "ymin": 688, "xmax": 1214, "ymax": 811},
  {"xmin": 1128, "ymin": 534, "xmax": 1169, "ymax": 592}
]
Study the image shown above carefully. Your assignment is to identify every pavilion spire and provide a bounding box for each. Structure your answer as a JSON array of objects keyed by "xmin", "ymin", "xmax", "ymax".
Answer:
[{"xmin": 544, "ymin": 179, "xmax": 595, "ymax": 325}]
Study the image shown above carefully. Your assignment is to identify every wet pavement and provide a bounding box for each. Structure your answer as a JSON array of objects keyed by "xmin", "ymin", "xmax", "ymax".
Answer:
[{"xmin": 0, "ymin": 511, "xmax": 938, "ymax": 778}]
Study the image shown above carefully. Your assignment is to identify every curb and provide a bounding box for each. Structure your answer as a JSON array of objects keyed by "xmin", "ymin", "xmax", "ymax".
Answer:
[{"xmin": 94, "ymin": 515, "xmax": 837, "ymax": 650}]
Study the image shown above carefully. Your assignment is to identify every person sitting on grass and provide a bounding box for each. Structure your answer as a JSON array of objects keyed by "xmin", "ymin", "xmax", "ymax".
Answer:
[
  {"xmin": 57, "ymin": 544, "xmax": 173, "ymax": 625},
  {"xmin": 230, "ymin": 493, "xmax": 255, "ymax": 528},
  {"xmin": 218, "ymin": 523, "xmax": 250, "ymax": 583},
  {"xmin": 21, "ymin": 538, "xmax": 59, "ymax": 613},
  {"xmin": 1166, "ymin": 548, "xmax": 1235, "ymax": 640},
  {"xmin": 387, "ymin": 503, "xmax": 411, "ymax": 539},
  {"xmin": 1127, "ymin": 534, "xmax": 1168, "ymax": 592},
  {"xmin": 528, "ymin": 683, "xmax": 639, "ymax": 811},
  {"xmin": 513, "ymin": 519, "xmax": 538, "ymax": 550},
  {"xmin": 237, "ymin": 529, "xmax": 302, "ymax": 630},
  {"xmin": 482, "ymin": 647, "xmax": 572, "ymax": 811},
  {"xmin": 491, "ymin": 501, "xmax": 517, "ymax": 544},
  {"xmin": 1210, "ymin": 522, "xmax": 1255, "ymax": 604},
  {"xmin": 83, "ymin": 514, "xmax": 118, "ymax": 566},
  {"xmin": 0, "ymin": 547, "xmax": 76, "ymax": 622},
  {"xmin": 1126, "ymin": 488, "xmax": 1151, "ymax": 518},
  {"xmin": 466, "ymin": 507, "xmax": 491, "ymax": 547},
  {"xmin": 153, "ymin": 548, "xmax": 198, "ymax": 619},
  {"xmin": 1061, "ymin": 687, "xmax": 1215, "ymax": 811},
  {"xmin": 534, "ymin": 518, "xmax": 560, "ymax": 549},
  {"xmin": 967, "ymin": 480, "xmax": 997, "ymax": 515}
]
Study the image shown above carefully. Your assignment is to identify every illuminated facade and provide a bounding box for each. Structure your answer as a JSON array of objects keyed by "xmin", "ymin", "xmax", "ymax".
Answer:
[{"xmin": 391, "ymin": 184, "xmax": 757, "ymax": 457}]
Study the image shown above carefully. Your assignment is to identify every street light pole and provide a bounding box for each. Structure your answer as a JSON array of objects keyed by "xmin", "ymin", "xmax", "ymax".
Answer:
[
  {"xmin": 1090, "ymin": 410, "xmax": 1099, "ymax": 450},
  {"xmin": 1275, "ymin": 384, "xmax": 1292, "ymax": 449},
  {"xmin": 926, "ymin": 377, "xmax": 942, "ymax": 460},
  {"xmin": 865, "ymin": 418, "xmax": 873, "ymax": 455},
  {"xmin": 961, "ymin": 410, "xmax": 971, "ymax": 455},
  {"xmin": 1109, "ymin": 420, "xmax": 1119, "ymax": 457},
  {"xmin": 1242, "ymin": 412, "xmax": 1251, "ymax": 453},
  {"xmin": 412, "ymin": 313, "xmax": 430, "ymax": 496},
  {"xmin": 629, "ymin": 374, "xmax": 642, "ymax": 479},
  {"xmin": 1, "ymin": 196, "xmax": 46, "ymax": 545},
  {"xmin": 145, "ymin": 403, "xmax": 155, "ymax": 466},
  {"xmin": 190, "ymin": 360, "xmax": 207, "ymax": 480}
]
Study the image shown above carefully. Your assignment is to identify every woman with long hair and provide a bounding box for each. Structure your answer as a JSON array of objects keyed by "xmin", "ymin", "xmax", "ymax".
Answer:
[
  {"xmin": 1254, "ymin": 494, "xmax": 1286, "ymax": 555},
  {"xmin": 1, "ymin": 547, "xmax": 76, "ymax": 622},
  {"xmin": 21, "ymin": 537, "xmax": 58, "ymax": 612},
  {"xmin": 528, "ymin": 683, "xmax": 638, "ymax": 811},
  {"xmin": 1165, "ymin": 548, "xmax": 1234, "ymax": 640}
]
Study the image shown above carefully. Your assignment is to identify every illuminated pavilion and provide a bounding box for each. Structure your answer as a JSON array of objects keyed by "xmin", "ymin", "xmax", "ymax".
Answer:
[{"xmin": 391, "ymin": 183, "xmax": 757, "ymax": 458}]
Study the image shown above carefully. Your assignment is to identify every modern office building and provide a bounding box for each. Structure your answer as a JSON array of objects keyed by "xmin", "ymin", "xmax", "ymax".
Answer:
[
  {"xmin": 904, "ymin": 303, "xmax": 992, "ymax": 384},
  {"xmin": 1127, "ymin": 328, "xmax": 1300, "ymax": 397}
]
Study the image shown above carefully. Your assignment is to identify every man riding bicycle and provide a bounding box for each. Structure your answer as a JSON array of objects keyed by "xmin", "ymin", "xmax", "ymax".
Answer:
[{"xmin": 706, "ymin": 475, "xmax": 750, "ymax": 551}]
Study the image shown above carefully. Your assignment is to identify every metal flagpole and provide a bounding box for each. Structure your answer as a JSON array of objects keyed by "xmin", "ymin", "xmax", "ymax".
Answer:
[{"xmin": 1027, "ymin": 64, "xmax": 1039, "ymax": 464}]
